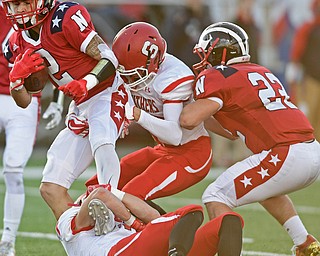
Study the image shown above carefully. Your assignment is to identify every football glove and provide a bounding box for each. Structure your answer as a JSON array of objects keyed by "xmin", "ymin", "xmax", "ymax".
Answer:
[
  {"xmin": 65, "ymin": 113, "xmax": 89, "ymax": 138},
  {"xmin": 124, "ymin": 218, "xmax": 146, "ymax": 232},
  {"xmin": 86, "ymin": 184, "xmax": 111, "ymax": 197},
  {"xmin": 59, "ymin": 79, "xmax": 88, "ymax": 103},
  {"xmin": 42, "ymin": 102, "xmax": 63, "ymax": 130},
  {"xmin": 9, "ymin": 48, "xmax": 45, "ymax": 84}
]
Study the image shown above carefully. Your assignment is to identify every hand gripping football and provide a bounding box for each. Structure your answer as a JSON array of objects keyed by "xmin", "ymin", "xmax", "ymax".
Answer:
[{"xmin": 24, "ymin": 64, "xmax": 49, "ymax": 93}]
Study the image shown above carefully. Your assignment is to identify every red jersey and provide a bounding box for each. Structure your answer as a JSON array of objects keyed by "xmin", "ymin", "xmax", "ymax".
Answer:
[
  {"xmin": 0, "ymin": 6, "xmax": 14, "ymax": 95},
  {"xmin": 194, "ymin": 63, "xmax": 314, "ymax": 153},
  {"xmin": 4, "ymin": 1, "xmax": 115, "ymax": 103}
]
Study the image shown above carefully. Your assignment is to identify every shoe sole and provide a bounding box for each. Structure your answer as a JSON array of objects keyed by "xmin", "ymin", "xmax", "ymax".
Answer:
[{"xmin": 88, "ymin": 199, "xmax": 112, "ymax": 236}]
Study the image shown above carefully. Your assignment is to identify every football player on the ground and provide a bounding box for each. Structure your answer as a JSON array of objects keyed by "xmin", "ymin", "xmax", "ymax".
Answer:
[
  {"xmin": 56, "ymin": 184, "xmax": 233, "ymax": 256},
  {"xmin": 2, "ymin": 0, "xmax": 129, "ymax": 221},
  {"xmin": 85, "ymin": 22, "xmax": 220, "ymax": 208},
  {"xmin": 180, "ymin": 21, "xmax": 320, "ymax": 255},
  {"xmin": 57, "ymin": 185, "xmax": 201, "ymax": 256}
]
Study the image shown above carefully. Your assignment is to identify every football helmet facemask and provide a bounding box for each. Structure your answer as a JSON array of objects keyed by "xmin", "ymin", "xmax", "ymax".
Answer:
[
  {"xmin": 112, "ymin": 22, "xmax": 167, "ymax": 91},
  {"xmin": 193, "ymin": 22, "xmax": 250, "ymax": 74},
  {"xmin": 2, "ymin": 0, "xmax": 56, "ymax": 31}
]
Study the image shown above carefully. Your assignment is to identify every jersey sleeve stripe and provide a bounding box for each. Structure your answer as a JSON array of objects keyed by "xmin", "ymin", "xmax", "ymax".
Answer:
[
  {"xmin": 80, "ymin": 30, "xmax": 97, "ymax": 53},
  {"xmin": 161, "ymin": 75, "xmax": 194, "ymax": 93},
  {"xmin": 163, "ymin": 99, "xmax": 186, "ymax": 104}
]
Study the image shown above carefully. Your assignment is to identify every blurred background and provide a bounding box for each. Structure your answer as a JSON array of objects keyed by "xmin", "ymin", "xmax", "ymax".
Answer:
[{"xmin": 1, "ymin": 0, "xmax": 318, "ymax": 168}]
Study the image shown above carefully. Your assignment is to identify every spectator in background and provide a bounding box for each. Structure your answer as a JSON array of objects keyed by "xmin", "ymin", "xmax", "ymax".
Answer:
[
  {"xmin": 85, "ymin": 3, "xmax": 165, "ymax": 46},
  {"xmin": 233, "ymin": 0, "xmax": 260, "ymax": 63},
  {"xmin": 285, "ymin": 0, "xmax": 320, "ymax": 141},
  {"xmin": 272, "ymin": 0, "xmax": 312, "ymax": 93},
  {"xmin": 162, "ymin": 0, "xmax": 212, "ymax": 69}
]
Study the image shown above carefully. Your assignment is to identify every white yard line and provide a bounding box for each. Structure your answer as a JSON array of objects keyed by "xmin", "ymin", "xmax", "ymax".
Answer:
[{"xmin": 241, "ymin": 252, "xmax": 290, "ymax": 256}]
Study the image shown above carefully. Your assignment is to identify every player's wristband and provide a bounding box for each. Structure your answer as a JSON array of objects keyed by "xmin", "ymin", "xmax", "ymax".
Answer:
[
  {"xmin": 83, "ymin": 74, "xmax": 98, "ymax": 91},
  {"xmin": 10, "ymin": 79, "xmax": 24, "ymax": 91},
  {"xmin": 124, "ymin": 215, "xmax": 136, "ymax": 226},
  {"xmin": 110, "ymin": 187, "xmax": 125, "ymax": 201}
]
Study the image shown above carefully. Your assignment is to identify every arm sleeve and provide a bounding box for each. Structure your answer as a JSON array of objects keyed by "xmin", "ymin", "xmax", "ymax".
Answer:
[{"xmin": 137, "ymin": 103, "xmax": 183, "ymax": 146}]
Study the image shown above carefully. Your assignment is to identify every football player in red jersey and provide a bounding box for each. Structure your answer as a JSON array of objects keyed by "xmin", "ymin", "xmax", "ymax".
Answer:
[
  {"xmin": 180, "ymin": 22, "xmax": 320, "ymax": 255},
  {"xmin": 84, "ymin": 22, "xmax": 214, "ymax": 208},
  {"xmin": 2, "ymin": 0, "xmax": 130, "ymax": 220}
]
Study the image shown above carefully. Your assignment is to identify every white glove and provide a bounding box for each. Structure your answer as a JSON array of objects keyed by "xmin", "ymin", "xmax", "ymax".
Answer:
[
  {"xmin": 124, "ymin": 102, "xmax": 135, "ymax": 120},
  {"xmin": 42, "ymin": 102, "xmax": 63, "ymax": 130},
  {"xmin": 124, "ymin": 86, "xmax": 135, "ymax": 120}
]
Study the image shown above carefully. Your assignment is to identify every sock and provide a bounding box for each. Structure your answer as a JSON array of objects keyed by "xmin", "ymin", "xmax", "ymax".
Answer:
[
  {"xmin": 218, "ymin": 215, "xmax": 243, "ymax": 256},
  {"xmin": 2, "ymin": 193, "xmax": 25, "ymax": 244},
  {"xmin": 283, "ymin": 215, "xmax": 308, "ymax": 246},
  {"xmin": 146, "ymin": 200, "xmax": 167, "ymax": 215},
  {"xmin": 188, "ymin": 212, "xmax": 243, "ymax": 256},
  {"xmin": 169, "ymin": 211, "xmax": 203, "ymax": 255}
]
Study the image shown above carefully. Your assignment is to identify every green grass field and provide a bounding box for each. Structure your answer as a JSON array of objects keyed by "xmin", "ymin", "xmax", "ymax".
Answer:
[{"xmin": 0, "ymin": 167, "xmax": 319, "ymax": 256}]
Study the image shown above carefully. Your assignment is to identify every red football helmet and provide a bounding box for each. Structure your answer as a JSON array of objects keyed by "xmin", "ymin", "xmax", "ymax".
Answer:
[
  {"xmin": 2, "ymin": 0, "xmax": 56, "ymax": 31},
  {"xmin": 112, "ymin": 22, "xmax": 167, "ymax": 91}
]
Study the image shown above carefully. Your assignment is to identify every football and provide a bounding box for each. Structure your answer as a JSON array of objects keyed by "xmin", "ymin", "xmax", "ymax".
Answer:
[{"xmin": 24, "ymin": 65, "xmax": 49, "ymax": 93}]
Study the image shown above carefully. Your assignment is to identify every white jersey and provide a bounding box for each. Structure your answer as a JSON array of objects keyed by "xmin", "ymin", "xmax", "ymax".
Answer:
[
  {"xmin": 132, "ymin": 53, "xmax": 208, "ymax": 145},
  {"xmin": 57, "ymin": 207, "xmax": 135, "ymax": 256}
]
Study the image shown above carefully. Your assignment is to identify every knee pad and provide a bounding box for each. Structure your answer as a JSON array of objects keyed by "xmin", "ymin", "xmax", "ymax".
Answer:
[{"xmin": 3, "ymin": 172, "xmax": 24, "ymax": 194}]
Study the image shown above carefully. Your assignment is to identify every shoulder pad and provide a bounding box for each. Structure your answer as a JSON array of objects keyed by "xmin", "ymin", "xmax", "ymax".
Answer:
[
  {"xmin": 213, "ymin": 65, "xmax": 238, "ymax": 78},
  {"xmin": 50, "ymin": 2, "xmax": 78, "ymax": 34},
  {"xmin": 3, "ymin": 40, "xmax": 13, "ymax": 62}
]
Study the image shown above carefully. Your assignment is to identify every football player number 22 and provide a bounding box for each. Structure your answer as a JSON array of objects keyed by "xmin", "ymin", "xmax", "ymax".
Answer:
[
  {"xmin": 248, "ymin": 72, "xmax": 297, "ymax": 111},
  {"xmin": 196, "ymin": 72, "xmax": 297, "ymax": 111}
]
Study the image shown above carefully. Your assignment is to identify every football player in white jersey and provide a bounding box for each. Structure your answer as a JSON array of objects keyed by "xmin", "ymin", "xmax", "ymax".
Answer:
[
  {"xmin": 85, "ymin": 22, "xmax": 215, "ymax": 205},
  {"xmin": 57, "ymin": 185, "xmax": 205, "ymax": 256}
]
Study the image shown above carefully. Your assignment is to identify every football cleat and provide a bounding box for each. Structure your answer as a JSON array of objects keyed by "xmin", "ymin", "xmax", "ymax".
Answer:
[
  {"xmin": 168, "ymin": 248, "xmax": 185, "ymax": 256},
  {"xmin": 0, "ymin": 241, "xmax": 15, "ymax": 256},
  {"xmin": 292, "ymin": 235, "xmax": 320, "ymax": 256},
  {"xmin": 88, "ymin": 199, "xmax": 115, "ymax": 236}
]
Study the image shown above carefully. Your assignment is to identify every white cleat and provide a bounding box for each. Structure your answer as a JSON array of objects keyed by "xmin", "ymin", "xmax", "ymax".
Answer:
[
  {"xmin": 0, "ymin": 241, "xmax": 15, "ymax": 256},
  {"xmin": 88, "ymin": 199, "xmax": 115, "ymax": 236}
]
